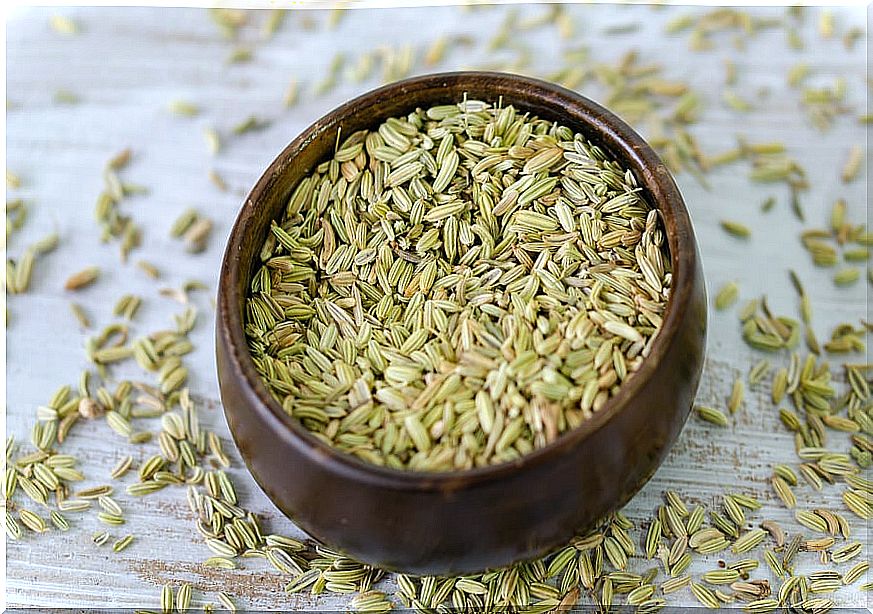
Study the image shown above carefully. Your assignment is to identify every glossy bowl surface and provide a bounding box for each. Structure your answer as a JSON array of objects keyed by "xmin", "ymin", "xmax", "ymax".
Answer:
[{"xmin": 216, "ymin": 71, "xmax": 707, "ymax": 575}]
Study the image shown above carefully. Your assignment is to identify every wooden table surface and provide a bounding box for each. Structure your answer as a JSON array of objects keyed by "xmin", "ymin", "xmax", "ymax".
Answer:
[{"xmin": 5, "ymin": 3, "xmax": 869, "ymax": 611}]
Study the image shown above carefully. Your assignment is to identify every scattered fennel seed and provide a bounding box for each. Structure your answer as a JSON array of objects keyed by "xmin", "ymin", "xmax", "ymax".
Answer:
[
  {"xmin": 283, "ymin": 79, "xmax": 299, "ymax": 108},
  {"xmin": 204, "ymin": 127, "xmax": 221, "ymax": 155},
  {"xmin": 720, "ymin": 220, "xmax": 751, "ymax": 238},
  {"xmin": 728, "ymin": 378, "xmax": 744, "ymax": 413},
  {"xmin": 840, "ymin": 145, "xmax": 863, "ymax": 183},
  {"xmin": 70, "ymin": 302, "xmax": 91, "ymax": 328},
  {"xmin": 723, "ymin": 90, "xmax": 752, "ymax": 112},
  {"xmin": 208, "ymin": 170, "xmax": 229, "ymax": 192},
  {"xmin": 169, "ymin": 100, "xmax": 200, "ymax": 117},
  {"xmin": 54, "ymin": 89, "xmax": 79, "ymax": 104},
  {"xmin": 7, "ymin": 169, "xmax": 22, "ymax": 189},
  {"xmin": 715, "ymin": 282, "xmax": 739, "ymax": 310},
  {"xmin": 227, "ymin": 47, "xmax": 253, "ymax": 64},
  {"xmin": 695, "ymin": 405, "xmax": 728, "ymax": 427},
  {"xmin": 834, "ymin": 268, "xmax": 860, "ymax": 286},
  {"xmin": 232, "ymin": 116, "xmax": 270, "ymax": 135},
  {"xmin": 64, "ymin": 267, "xmax": 100, "ymax": 291},
  {"xmin": 112, "ymin": 534, "xmax": 134, "ymax": 552},
  {"xmin": 262, "ymin": 10, "xmax": 286, "ymax": 38},
  {"xmin": 136, "ymin": 260, "xmax": 160, "ymax": 279},
  {"xmin": 49, "ymin": 14, "xmax": 79, "ymax": 35}
]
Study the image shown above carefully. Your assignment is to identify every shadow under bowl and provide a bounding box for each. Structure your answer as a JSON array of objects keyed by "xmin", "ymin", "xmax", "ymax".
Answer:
[{"xmin": 216, "ymin": 71, "xmax": 707, "ymax": 576}]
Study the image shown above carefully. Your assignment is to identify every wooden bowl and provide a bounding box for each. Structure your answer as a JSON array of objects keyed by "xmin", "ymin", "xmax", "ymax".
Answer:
[{"xmin": 216, "ymin": 71, "xmax": 707, "ymax": 575}]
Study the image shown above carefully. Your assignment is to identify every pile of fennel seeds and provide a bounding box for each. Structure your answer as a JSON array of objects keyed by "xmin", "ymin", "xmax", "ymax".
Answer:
[{"xmin": 245, "ymin": 98, "xmax": 672, "ymax": 471}]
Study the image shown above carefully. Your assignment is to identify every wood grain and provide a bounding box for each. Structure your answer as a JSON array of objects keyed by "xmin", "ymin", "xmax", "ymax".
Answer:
[{"xmin": 5, "ymin": 3, "xmax": 869, "ymax": 610}]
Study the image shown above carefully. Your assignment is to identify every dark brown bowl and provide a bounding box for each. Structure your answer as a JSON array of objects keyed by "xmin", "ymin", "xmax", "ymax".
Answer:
[{"xmin": 216, "ymin": 71, "xmax": 707, "ymax": 576}]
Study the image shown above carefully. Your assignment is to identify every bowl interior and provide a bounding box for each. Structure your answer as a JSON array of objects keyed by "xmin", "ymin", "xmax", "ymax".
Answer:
[{"xmin": 220, "ymin": 71, "xmax": 693, "ymax": 487}]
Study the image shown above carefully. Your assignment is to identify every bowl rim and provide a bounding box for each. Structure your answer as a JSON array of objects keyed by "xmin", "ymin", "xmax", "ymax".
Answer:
[{"xmin": 217, "ymin": 70, "xmax": 696, "ymax": 491}]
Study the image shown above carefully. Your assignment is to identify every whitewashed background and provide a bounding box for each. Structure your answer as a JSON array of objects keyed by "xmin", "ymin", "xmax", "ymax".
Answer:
[{"xmin": 5, "ymin": 3, "xmax": 870, "ymax": 611}]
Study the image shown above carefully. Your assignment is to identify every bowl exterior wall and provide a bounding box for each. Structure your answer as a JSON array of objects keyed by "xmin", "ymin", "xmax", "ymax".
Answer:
[{"xmin": 216, "ymin": 72, "xmax": 707, "ymax": 575}]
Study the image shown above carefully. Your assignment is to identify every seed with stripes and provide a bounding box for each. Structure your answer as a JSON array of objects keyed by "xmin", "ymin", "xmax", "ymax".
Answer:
[
  {"xmin": 795, "ymin": 510, "xmax": 828, "ymax": 533},
  {"xmin": 702, "ymin": 569, "xmax": 740, "ymax": 585},
  {"xmin": 843, "ymin": 561, "xmax": 869, "ymax": 585},
  {"xmin": 731, "ymin": 529, "xmax": 767, "ymax": 554},
  {"xmin": 112, "ymin": 535, "xmax": 135, "ymax": 552},
  {"xmin": 690, "ymin": 582, "xmax": 720, "ymax": 609},
  {"xmin": 18, "ymin": 509, "xmax": 46, "ymax": 533},
  {"xmin": 695, "ymin": 405, "xmax": 728, "ymax": 426}
]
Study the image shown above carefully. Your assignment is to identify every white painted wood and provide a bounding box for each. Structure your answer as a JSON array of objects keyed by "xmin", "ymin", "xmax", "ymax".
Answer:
[{"xmin": 5, "ymin": 3, "xmax": 869, "ymax": 610}]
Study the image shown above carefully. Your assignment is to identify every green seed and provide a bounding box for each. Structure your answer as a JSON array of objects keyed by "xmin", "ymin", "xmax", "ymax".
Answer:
[
  {"xmin": 742, "ymin": 598, "xmax": 779, "ymax": 613},
  {"xmin": 843, "ymin": 561, "xmax": 869, "ymax": 585},
  {"xmin": 715, "ymin": 282, "xmax": 739, "ymax": 310},
  {"xmin": 841, "ymin": 145, "xmax": 863, "ymax": 183},
  {"xmin": 160, "ymin": 584, "xmax": 173, "ymax": 614},
  {"xmin": 731, "ymin": 528, "xmax": 766, "ymax": 554},
  {"xmin": 834, "ymin": 267, "xmax": 860, "ymax": 286},
  {"xmin": 690, "ymin": 582, "xmax": 720, "ymax": 609},
  {"xmin": 795, "ymin": 510, "xmax": 828, "ymax": 533},
  {"xmin": 112, "ymin": 534, "xmax": 135, "ymax": 552},
  {"xmin": 19, "ymin": 509, "xmax": 47, "ymax": 533},
  {"xmin": 695, "ymin": 405, "xmax": 728, "ymax": 427},
  {"xmin": 720, "ymin": 220, "xmax": 751, "ymax": 238},
  {"xmin": 217, "ymin": 592, "xmax": 237, "ymax": 612},
  {"xmin": 728, "ymin": 379, "xmax": 744, "ymax": 413},
  {"xmin": 169, "ymin": 100, "xmax": 200, "ymax": 117}
]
